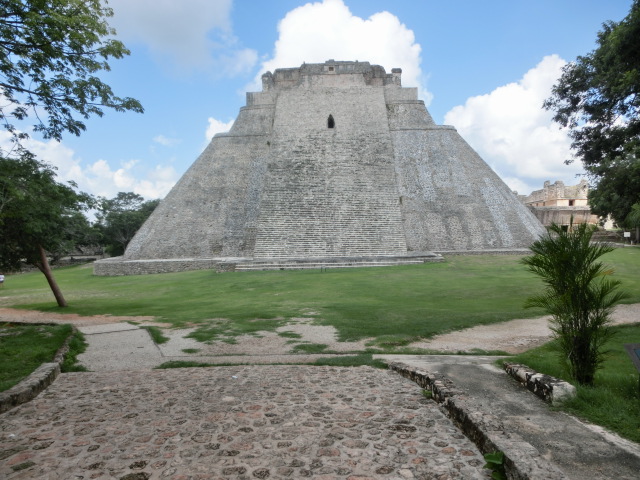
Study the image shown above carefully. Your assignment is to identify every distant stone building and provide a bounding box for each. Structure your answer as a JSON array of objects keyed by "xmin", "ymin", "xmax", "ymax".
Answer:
[
  {"xmin": 95, "ymin": 60, "xmax": 544, "ymax": 275},
  {"xmin": 523, "ymin": 179, "xmax": 599, "ymax": 227}
]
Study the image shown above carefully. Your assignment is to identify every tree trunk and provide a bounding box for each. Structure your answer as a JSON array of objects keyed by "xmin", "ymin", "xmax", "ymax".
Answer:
[{"xmin": 36, "ymin": 244, "xmax": 68, "ymax": 308}]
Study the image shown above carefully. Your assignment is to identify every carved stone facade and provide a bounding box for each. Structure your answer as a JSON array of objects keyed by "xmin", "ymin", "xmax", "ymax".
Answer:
[
  {"xmin": 523, "ymin": 179, "xmax": 599, "ymax": 227},
  {"xmin": 95, "ymin": 60, "xmax": 544, "ymax": 275}
]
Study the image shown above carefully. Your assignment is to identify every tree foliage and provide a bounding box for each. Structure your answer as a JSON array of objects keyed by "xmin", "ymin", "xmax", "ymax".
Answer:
[
  {"xmin": 625, "ymin": 202, "xmax": 640, "ymax": 242},
  {"xmin": 0, "ymin": 156, "xmax": 92, "ymax": 306},
  {"xmin": 96, "ymin": 192, "xmax": 159, "ymax": 256},
  {"xmin": 522, "ymin": 223, "xmax": 628, "ymax": 386},
  {"xmin": 544, "ymin": 0, "xmax": 640, "ymax": 223},
  {"xmin": 0, "ymin": 0, "xmax": 143, "ymax": 155}
]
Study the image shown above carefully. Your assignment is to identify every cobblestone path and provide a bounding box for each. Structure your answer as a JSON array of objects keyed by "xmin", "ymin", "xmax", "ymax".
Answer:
[{"xmin": 0, "ymin": 366, "xmax": 489, "ymax": 480}]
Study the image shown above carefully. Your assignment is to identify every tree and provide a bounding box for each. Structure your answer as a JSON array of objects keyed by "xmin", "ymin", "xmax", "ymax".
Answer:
[
  {"xmin": 0, "ymin": 0, "xmax": 143, "ymax": 156},
  {"xmin": 522, "ymin": 222, "xmax": 628, "ymax": 386},
  {"xmin": 543, "ymin": 1, "xmax": 640, "ymax": 224},
  {"xmin": 56, "ymin": 210, "xmax": 102, "ymax": 258},
  {"xmin": 96, "ymin": 192, "xmax": 159, "ymax": 256},
  {"xmin": 625, "ymin": 202, "xmax": 640, "ymax": 243},
  {"xmin": 0, "ymin": 156, "xmax": 92, "ymax": 307}
]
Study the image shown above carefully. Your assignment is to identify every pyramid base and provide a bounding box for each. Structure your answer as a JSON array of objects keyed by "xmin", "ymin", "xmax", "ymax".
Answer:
[{"xmin": 93, "ymin": 253, "xmax": 447, "ymax": 276}]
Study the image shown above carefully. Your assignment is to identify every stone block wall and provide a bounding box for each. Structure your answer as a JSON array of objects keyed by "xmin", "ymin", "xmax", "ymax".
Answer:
[
  {"xmin": 525, "ymin": 179, "xmax": 589, "ymax": 207},
  {"xmin": 98, "ymin": 60, "xmax": 545, "ymax": 275},
  {"xmin": 123, "ymin": 109, "xmax": 274, "ymax": 260},
  {"xmin": 391, "ymin": 126, "xmax": 543, "ymax": 251},
  {"xmin": 253, "ymin": 86, "xmax": 406, "ymax": 258}
]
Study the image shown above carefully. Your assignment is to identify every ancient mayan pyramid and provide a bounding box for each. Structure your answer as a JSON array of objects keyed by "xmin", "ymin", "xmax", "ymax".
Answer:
[{"xmin": 95, "ymin": 60, "xmax": 544, "ymax": 275}]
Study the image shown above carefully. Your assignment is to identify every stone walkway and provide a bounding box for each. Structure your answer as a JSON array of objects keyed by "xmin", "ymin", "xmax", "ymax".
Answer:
[
  {"xmin": 0, "ymin": 366, "xmax": 490, "ymax": 480},
  {"xmin": 3, "ymin": 307, "xmax": 640, "ymax": 479}
]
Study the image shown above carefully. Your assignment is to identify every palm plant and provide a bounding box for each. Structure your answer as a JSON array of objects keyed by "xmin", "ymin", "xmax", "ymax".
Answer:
[{"xmin": 522, "ymin": 222, "xmax": 628, "ymax": 386}]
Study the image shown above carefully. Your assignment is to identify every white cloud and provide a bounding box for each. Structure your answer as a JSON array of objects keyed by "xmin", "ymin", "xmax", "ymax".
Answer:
[
  {"xmin": 444, "ymin": 54, "xmax": 583, "ymax": 195},
  {"xmin": 252, "ymin": 0, "xmax": 430, "ymax": 102},
  {"xmin": 153, "ymin": 135, "xmax": 181, "ymax": 147},
  {"xmin": 134, "ymin": 165, "xmax": 180, "ymax": 199},
  {"xmin": 0, "ymin": 130, "xmax": 178, "ymax": 200},
  {"xmin": 108, "ymin": 0, "xmax": 257, "ymax": 74},
  {"xmin": 205, "ymin": 117, "xmax": 235, "ymax": 143}
]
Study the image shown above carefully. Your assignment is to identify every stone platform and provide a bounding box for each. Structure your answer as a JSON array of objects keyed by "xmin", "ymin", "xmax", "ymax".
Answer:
[
  {"xmin": 97, "ymin": 60, "xmax": 545, "ymax": 277},
  {"xmin": 93, "ymin": 253, "xmax": 444, "ymax": 275}
]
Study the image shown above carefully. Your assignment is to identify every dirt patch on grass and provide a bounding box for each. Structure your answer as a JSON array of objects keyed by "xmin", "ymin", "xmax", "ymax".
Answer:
[
  {"xmin": 408, "ymin": 303, "xmax": 640, "ymax": 354},
  {"xmin": 2, "ymin": 304, "xmax": 638, "ymax": 355},
  {"xmin": 0, "ymin": 307, "xmax": 155, "ymax": 327},
  {"xmin": 158, "ymin": 318, "xmax": 371, "ymax": 356}
]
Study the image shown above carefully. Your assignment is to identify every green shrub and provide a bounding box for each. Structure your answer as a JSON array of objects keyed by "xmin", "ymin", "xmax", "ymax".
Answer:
[{"xmin": 522, "ymin": 223, "xmax": 628, "ymax": 385}]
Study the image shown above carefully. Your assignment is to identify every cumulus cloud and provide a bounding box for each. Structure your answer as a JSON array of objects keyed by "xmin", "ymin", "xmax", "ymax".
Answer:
[
  {"xmin": 205, "ymin": 117, "xmax": 235, "ymax": 143},
  {"xmin": 0, "ymin": 130, "xmax": 178, "ymax": 200},
  {"xmin": 108, "ymin": 0, "xmax": 257, "ymax": 75},
  {"xmin": 132, "ymin": 164, "xmax": 180, "ymax": 200},
  {"xmin": 252, "ymin": 0, "xmax": 430, "ymax": 102},
  {"xmin": 153, "ymin": 135, "xmax": 181, "ymax": 147},
  {"xmin": 444, "ymin": 55, "xmax": 583, "ymax": 195}
]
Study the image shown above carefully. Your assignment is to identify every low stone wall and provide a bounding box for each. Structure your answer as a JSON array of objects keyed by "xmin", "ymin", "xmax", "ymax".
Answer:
[
  {"xmin": 0, "ymin": 328, "xmax": 73, "ymax": 414},
  {"xmin": 93, "ymin": 257, "xmax": 238, "ymax": 276},
  {"xmin": 527, "ymin": 206, "xmax": 598, "ymax": 227},
  {"xmin": 433, "ymin": 249, "xmax": 531, "ymax": 256},
  {"xmin": 389, "ymin": 362, "xmax": 566, "ymax": 480},
  {"xmin": 93, "ymin": 254, "xmax": 445, "ymax": 275},
  {"xmin": 503, "ymin": 362, "xmax": 576, "ymax": 405}
]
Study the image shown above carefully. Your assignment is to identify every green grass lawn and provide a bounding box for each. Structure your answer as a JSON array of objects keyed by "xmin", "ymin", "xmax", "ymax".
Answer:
[
  {"xmin": 509, "ymin": 322, "xmax": 640, "ymax": 444},
  {"xmin": 0, "ymin": 323, "xmax": 87, "ymax": 392},
  {"xmin": 1, "ymin": 249, "xmax": 639, "ymax": 444},
  {"xmin": 1, "ymin": 249, "xmax": 639, "ymax": 346},
  {"xmin": 0, "ymin": 323, "xmax": 72, "ymax": 391}
]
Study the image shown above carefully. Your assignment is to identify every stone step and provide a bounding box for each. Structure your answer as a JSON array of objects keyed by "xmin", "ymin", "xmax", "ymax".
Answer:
[
  {"xmin": 234, "ymin": 255, "xmax": 443, "ymax": 271},
  {"xmin": 236, "ymin": 262, "xmax": 417, "ymax": 271}
]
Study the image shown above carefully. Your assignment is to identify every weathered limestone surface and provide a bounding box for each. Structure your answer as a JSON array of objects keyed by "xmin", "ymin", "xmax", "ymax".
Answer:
[
  {"xmin": 523, "ymin": 179, "xmax": 599, "ymax": 227},
  {"xmin": 503, "ymin": 362, "xmax": 577, "ymax": 405},
  {"xmin": 254, "ymin": 84, "xmax": 406, "ymax": 259},
  {"xmin": 96, "ymin": 60, "xmax": 544, "ymax": 275}
]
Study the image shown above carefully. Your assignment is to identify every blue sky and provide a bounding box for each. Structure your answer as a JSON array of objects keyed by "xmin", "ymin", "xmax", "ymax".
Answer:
[{"xmin": 3, "ymin": 0, "xmax": 633, "ymax": 201}]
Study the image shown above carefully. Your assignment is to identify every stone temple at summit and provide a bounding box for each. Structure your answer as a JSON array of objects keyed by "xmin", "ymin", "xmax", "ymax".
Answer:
[{"xmin": 95, "ymin": 60, "xmax": 544, "ymax": 275}]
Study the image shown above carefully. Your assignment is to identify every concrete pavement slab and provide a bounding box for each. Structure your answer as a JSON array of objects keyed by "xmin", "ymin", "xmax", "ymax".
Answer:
[
  {"xmin": 378, "ymin": 355, "xmax": 640, "ymax": 480},
  {"xmin": 77, "ymin": 327, "xmax": 164, "ymax": 371},
  {"xmin": 79, "ymin": 323, "xmax": 142, "ymax": 335}
]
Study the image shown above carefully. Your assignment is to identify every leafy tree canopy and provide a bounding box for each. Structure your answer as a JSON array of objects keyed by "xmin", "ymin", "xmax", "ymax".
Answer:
[
  {"xmin": 544, "ymin": 0, "xmax": 640, "ymax": 223},
  {"xmin": 0, "ymin": 0, "xmax": 143, "ymax": 155},
  {"xmin": 96, "ymin": 192, "xmax": 159, "ymax": 256},
  {"xmin": 0, "ymin": 156, "xmax": 92, "ymax": 306}
]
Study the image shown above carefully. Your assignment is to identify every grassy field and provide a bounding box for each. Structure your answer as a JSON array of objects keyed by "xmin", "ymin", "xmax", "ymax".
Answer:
[
  {"xmin": 1, "ymin": 249, "xmax": 639, "ymax": 346},
  {"xmin": 1, "ymin": 249, "xmax": 639, "ymax": 444},
  {"xmin": 0, "ymin": 323, "xmax": 72, "ymax": 391},
  {"xmin": 0, "ymin": 323, "xmax": 87, "ymax": 391},
  {"xmin": 509, "ymin": 322, "xmax": 640, "ymax": 443}
]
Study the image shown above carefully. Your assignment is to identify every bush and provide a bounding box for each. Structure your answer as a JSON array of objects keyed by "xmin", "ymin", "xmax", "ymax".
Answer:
[{"xmin": 522, "ymin": 222, "xmax": 628, "ymax": 385}]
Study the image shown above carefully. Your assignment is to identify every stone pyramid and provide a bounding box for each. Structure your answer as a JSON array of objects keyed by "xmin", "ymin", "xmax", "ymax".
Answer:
[{"xmin": 95, "ymin": 60, "xmax": 543, "ymax": 275}]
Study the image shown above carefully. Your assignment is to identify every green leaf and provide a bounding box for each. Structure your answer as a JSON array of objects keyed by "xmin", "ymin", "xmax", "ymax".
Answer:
[
  {"xmin": 0, "ymin": 0, "xmax": 143, "ymax": 157},
  {"xmin": 483, "ymin": 450, "xmax": 504, "ymax": 466}
]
